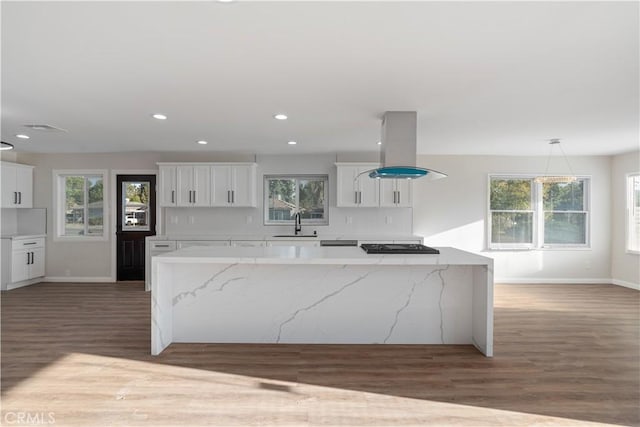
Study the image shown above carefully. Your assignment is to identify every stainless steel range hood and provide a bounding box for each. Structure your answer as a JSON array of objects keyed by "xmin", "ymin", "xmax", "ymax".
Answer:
[{"xmin": 367, "ymin": 111, "xmax": 447, "ymax": 180}]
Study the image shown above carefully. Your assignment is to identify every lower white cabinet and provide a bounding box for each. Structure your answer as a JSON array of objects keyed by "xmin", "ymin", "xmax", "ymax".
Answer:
[
  {"xmin": 267, "ymin": 240, "xmax": 320, "ymax": 247},
  {"xmin": 231, "ymin": 240, "xmax": 266, "ymax": 247},
  {"xmin": 1, "ymin": 236, "xmax": 46, "ymax": 290},
  {"xmin": 177, "ymin": 240, "xmax": 230, "ymax": 249}
]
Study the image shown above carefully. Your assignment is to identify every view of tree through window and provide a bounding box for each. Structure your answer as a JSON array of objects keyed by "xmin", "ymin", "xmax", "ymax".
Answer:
[
  {"xmin": 123, "ymin": 181, "xmax": 150, "ymax": 230},
  {"xmin": 490, "ymin": 178, "xmax": 533, "ymax": 245},
  {"xmin": 265, "ymin": 176, "xmax": 327, "ymax": 224},
  {"xmin": 64, "ymin": 175, "xmax": 104, "ymax": 236},
  {"xmin": 543, "ymin": 181, "xmax": 586, "ymax": 244},
  {"xmin": 489, "ymin": 176, "xmax": 590, "ymax": 248}
]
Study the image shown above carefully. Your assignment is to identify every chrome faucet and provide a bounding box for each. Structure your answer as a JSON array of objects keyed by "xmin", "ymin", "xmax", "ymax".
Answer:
[{"xmin": 294, "ymin": 212, "xmax": 302, "ymax": 235}]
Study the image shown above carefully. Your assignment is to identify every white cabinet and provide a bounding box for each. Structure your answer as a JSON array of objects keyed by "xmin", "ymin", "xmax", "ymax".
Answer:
[
  {"xmin": 379, "ymin": 178, "xmax": 413, "ymax": 207},
  {"xmin": 267, "ymin": 240, "xmax": 320, "ymax": 247},
  {"xmin": 177, "ymin": 240, "xmax": 230, "ymax": 249},
  {"xmin": 211, "ymin": 164, "xmax": 256, "ymax": 207},
  {"xmin": 1, "ymin": 236, "xmax": 46, "ymax": 290},
  {"xmin": 158, "ymin": 166, "xmax": 177, "ymax": 207},
  {"xmin": 176, "ymin": 166, "xmax": 210, "ymax": 207},
  {"xmin": 145, "ymin": 240, "xmax": 177, "ymax": 291},
  {"xmin": 1, "ymin": 162, "xmax": 33, "ymax": 208},
  {"xmin": 231, "ymin": 240, "xmax": 266, "ymax": 247},
  {"xmin": 335, "ymin": 163, "xmax": 379, "ymax": 207}
]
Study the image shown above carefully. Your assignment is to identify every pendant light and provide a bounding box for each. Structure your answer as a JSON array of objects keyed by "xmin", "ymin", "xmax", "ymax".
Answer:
[{"xmin": 534, "ymin": 139, "xmax": 577, "ymax": 184}]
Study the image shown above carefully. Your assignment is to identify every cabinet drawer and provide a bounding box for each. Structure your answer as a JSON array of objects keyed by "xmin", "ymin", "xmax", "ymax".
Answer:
[
  {"xmin": 150, "ymin": 241, "xmax": 177, "ymax": 252},
  {"xmin": 177, "ymin": 240, "xmax": 230, "ymax": 249},
  {"xmin": 12, "ymin": 237, "xmax": 44, "ymax": 251}
]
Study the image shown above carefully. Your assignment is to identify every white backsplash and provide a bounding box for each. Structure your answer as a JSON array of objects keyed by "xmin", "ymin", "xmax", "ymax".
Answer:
[{"xmin": 163, "ymin": 206, "xmax": 413, "ymax": 237}]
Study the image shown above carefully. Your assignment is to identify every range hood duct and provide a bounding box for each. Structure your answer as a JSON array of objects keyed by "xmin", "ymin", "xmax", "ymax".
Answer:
[{"xmin": 367, "ymin": 111, "xmax": 447, "ymax": 180}]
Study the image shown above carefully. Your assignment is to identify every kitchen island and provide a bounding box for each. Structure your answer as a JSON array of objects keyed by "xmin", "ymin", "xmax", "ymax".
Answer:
[{"xmin": 151, "ymin": 246, "xmax": 494, "ymax": 356}]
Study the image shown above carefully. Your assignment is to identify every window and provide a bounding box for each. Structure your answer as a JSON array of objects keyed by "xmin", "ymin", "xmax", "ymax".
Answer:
[
  {"xmin": 54, "ymin": 170, "xmax": 108, "ymax": 240},
  {"xmin": 627, "ymin": 173, "xmax": 640, "ymax": 253},
  {"xmin": 489, "ymin": 175, "xmax": 589, "ymax": 249},
  {"xmin": 264, "ymin": 175, "xmax": 328, "ymax": 225}
]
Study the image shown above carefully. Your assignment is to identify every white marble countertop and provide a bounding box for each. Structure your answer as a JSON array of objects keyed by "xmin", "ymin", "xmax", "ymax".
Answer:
[
  {"xmin": 0, "ymin": 234, "xmax": 47, "ymax": 240},
  {"xmin": 148, "ymin": 234, "xmax": 422, "ymax": 242},
  {"xmin": 154, "ymin": 246, "xmax": 492, "ymax": 266}
]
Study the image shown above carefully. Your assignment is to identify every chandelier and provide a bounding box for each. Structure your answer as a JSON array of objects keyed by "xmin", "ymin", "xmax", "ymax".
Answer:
[{"xmin": 534, "ymin": 139, "xmax": 577, "ymax": 184}]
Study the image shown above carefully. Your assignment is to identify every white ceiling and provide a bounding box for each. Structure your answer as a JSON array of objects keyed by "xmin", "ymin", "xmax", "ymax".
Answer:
[{"xmin": 1, "ymin": 1, "xmax": 638, "ymax": 156}]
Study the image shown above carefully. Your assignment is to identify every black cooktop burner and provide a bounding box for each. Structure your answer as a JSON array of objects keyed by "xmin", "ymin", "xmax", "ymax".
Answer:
[{"xmin": 360, "ymin": 243, "xmax": 440, "ymax": 254}]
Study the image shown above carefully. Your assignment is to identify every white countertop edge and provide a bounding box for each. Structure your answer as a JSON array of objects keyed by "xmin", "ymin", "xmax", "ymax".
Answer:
[
  {"xmin": 153, "ymin": 246, "xmax": 492, "ymax": 266},
  {"xmin": 147, "ymin": 234, "xmax": 423, "ymax": 242},
  {"xmin": 1, "ymin": 234, "xmax": 47, "ymax": 240}
]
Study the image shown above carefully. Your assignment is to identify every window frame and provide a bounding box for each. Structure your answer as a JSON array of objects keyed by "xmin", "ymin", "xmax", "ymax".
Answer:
[
  {"xmin": 487, "ymin": 174, "xmax": 591, "ymax": 250},
  {"xmin": 53, "ymin": 169, "xmax": 109, "ymax": 242},
  {"xmin": 626, "ymin": 173, "xmax": 640, "ymax": 254},
  {"xmin": 263, "ymin": 174, "xmax": 329, "ymax": 226}
]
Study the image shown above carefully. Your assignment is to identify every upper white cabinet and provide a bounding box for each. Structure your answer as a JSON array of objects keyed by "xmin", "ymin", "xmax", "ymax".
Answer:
[
  {"xmin": 158, "ymin": 166, "xmax": 177, "ymax": 207},
  {"xmin": 1, "ymin": 162, "xmax": 33, "ymax": 208},
  {"xmin": 157, "ymin": 162, "xmax": 256, "ymax": 208},
  {"xmin": 379, "ymin": 178, "xmax": 413, "ymax": 207},
  {"xmin": 211, "ymin": 164, "xmax": 256, "ymax": 207},
  {"xmin": 335, "ymin": 163, "xmax": 379, "ymax": 207},
  {"xmin": 176, "ymin": 165, "xmax": 210, "ymax": 207}
]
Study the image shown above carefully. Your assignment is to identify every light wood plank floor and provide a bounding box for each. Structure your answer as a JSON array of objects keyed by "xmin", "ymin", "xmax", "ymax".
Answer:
[{"xmin": 1, "ymin": 283, "xmax": 638, "ymax": 426}]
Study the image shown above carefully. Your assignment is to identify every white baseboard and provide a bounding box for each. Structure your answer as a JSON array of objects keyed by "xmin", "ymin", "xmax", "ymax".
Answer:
[
  {"xmin": 494, "ymin": 277, "xmax": 611, "ymax": 284},
  {"xmin": 44, "ymin": 276, "xmax": 115, "ymax": 283},
  {"xmin": 5, "ymin": 277, "xmax": 43, "ymax": 290},
  {"xmin": 611, "ymin": 279, "xmax": 640, "ymax": 291}
]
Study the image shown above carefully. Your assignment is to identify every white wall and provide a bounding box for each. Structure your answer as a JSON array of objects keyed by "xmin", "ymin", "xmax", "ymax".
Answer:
[
  {"xmin": 414, "ymin": 154, "xmax": 612, "ymax": 283},
  {"xmin": 611, "ymin": 150, "xmax": 640, "ymax": 288}
]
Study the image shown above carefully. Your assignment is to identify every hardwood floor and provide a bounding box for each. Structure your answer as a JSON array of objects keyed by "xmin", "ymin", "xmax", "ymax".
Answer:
[{"xmin": 1, "ymin": 283, "xmax": 638, "ymax": 426}]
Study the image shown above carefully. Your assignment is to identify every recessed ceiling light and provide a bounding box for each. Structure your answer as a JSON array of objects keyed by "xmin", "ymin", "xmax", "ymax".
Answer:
[
  {"xmin": 1, "ymin": 141, "xmax": 15, "ymax": 151},
  {"xmin": 377, "ymin": 141, "xmax": 382, "ymax": 145},
  {"xmin": 15, "ymin": 134, "xmax": 30, "ymax": 139},
  {"xmin": 196, "ymin": 140, "xmax": 208, "ymax": 145},
  {"xmin": 217, "ymin": 0, "xmax": 236, "ymax": 3},
  {"xmin": 287, "ymin": 141, "xmax": 297, "ymax": 145},
  {"xmin": 152, "ymin": 114, "xmax": 167, "ymax": 120},
  {"xmin": 274, "ymin": 114, "xmax": 288, "ymax": 120}
]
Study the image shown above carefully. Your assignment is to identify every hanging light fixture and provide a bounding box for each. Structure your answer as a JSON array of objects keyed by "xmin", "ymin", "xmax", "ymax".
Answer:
[
  {"xmin": 534, "ymin": 139, "xmax": 577, "ymax": 184},
  {"xmin": 0, "ymin": 141, "xmax": 15, "ymax": 151}
]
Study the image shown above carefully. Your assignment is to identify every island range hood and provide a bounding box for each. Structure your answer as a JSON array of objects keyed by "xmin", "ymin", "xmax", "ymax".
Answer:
[{"xmin": 366, "ymin": 111, "xmax": 447, "ymax": 180}]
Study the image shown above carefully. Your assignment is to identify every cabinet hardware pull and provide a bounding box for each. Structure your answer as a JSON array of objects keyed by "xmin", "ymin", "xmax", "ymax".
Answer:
[
  {"xmin": 155, "ymin": 244, "xmax": 170, "ymax": 248},
  {"xmin": 232, "ymin": 190, "xmax": 235, "ymax": 204},
  {"xmin": 358, "ymin": 191, "xmax": 361, "ymax": 204},
  {"xmin": 13, "ymin": 192, "xmax": 17, "ymax": 204},
  {"xmin": 354, "ymin": 191, "xmax": 358, "ymax": 204},
  {"xmin": 227, "ymin": 190, "xmax": 230, "ymax": 203},
  {"xmin": 18, "ymin": 192, "xmax": 21, "ymax": 204},
  {"xmin": 171, "ymin": 190, "xmax": 175, "ymax": 204},
  {"xmin": 31, "ymin": 252, "xmax": 34, "ymax": 265},
  {"xmin": 396, "ymin": 191, "xmax": 400, "ymax": 204},
  {"xmin": 193, "ymin": 190, "xmax": 196, "ymax": 204},
  {"xmin": 23, "ymin": 242, "xmax": 36, "ymax": 245}
]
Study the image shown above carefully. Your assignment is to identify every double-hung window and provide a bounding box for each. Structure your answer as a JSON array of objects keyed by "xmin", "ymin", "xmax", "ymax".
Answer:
[
  {"xmin": 54, "ymin": 170, "xmax": 108, "ymax": 241},
  {"xmin": 264, "ymin": 175, "xmax": 328, "ymax": 225},
  {"xmin": 627, "ymin": 173, "xmax": 640, "ymax": 253},
  {"xmin": 489, "ymin": 175, "xmax": 590, "ymax": 249}
]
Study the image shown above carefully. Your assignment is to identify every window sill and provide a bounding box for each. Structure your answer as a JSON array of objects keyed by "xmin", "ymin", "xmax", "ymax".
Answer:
[{"xmin": 53, "ymin": 235, "xmax": 108, "ymax": 243}]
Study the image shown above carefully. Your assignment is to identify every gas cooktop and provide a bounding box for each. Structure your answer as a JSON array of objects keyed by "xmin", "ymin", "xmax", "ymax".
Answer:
[{"xmin": 360, "ymin": 243, "xmax": 440, "ymax": 254}]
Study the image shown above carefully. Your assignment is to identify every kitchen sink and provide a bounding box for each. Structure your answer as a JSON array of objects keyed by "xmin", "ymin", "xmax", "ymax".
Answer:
[{"xmin": 272, "ymin": 234, "xmax": 318, "ymax": 238}]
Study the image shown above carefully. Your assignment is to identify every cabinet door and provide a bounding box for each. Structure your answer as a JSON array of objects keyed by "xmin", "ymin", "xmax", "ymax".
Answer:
[
  {"xmin": 158, "ymin": 166, "xmax": 177, "ymax": 207},
  {"xmin": 336, "ymin": 166, "xmax": 359, "ymax": 207},
  {"xmin": 357, "ymin": 170, "xmax": 379, "ymax": 207},
  {"xmin": 1, "ymin": 164, "xmax": 17, "ymax": 207},
  {"xmin": 11, "ymin": 250, "xmax": 29, "ymax": 283},
  {"xmin": 191, "ymin": 166, "xmax": 211, "ymax": 207},
  {"xmin": 379, "ymin": 179, "xmax": 397, "ymax": 207},
  {"xmin": 211, "ymin": 165, "xmax": 232, "ymax": 207},
  {"xmin": 231, "ymin": 165, "xmax": 256, "ymax": 207},
  {"xmin": 15, "ymin": 166, "xmax": 33, "ymax": 208},
  {"xmin": 176, "ymin": 166, "xmax": 194, "ymax": 206},
  {"xmin": 29, "ymin": 247, "xmax": 45, "ymax": 279},
  {"xmin": 394, "ymin": 178, "xmax": 412, "ymax": 207}
]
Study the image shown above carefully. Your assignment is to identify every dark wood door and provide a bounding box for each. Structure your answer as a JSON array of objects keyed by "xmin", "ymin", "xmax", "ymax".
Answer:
[{"xmin": 117, "ymin": 175, "xmax": 156, "ymax": 281}]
